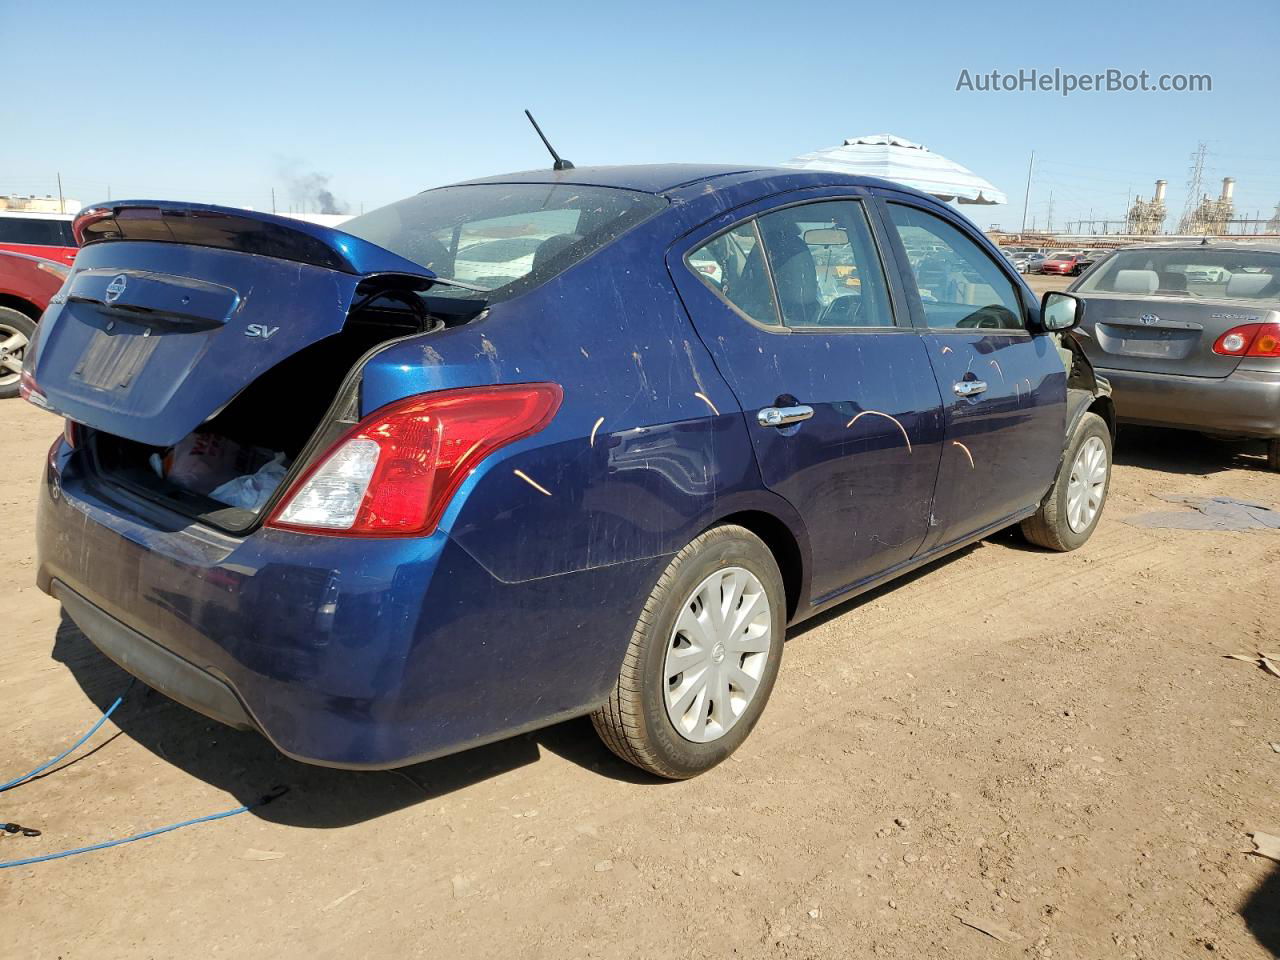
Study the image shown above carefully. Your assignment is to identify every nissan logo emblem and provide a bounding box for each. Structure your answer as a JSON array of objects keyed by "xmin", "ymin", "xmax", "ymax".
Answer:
[{"xmin": 105, "ymin": 274, "xmax": 128, "ymax": 303}]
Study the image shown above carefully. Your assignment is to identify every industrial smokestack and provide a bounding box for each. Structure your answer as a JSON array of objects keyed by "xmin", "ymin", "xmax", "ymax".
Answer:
[
  {"xmin": 1221, "ymin": 177, "xmax": 1235, "ymax": 201},
  {"xmin": 1154, "ymin": 179, "xmax": 1167, "ymax": 203}
]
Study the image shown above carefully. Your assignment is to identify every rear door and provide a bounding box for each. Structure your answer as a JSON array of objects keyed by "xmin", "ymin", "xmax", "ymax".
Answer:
[
  {"xmin": 668, "ymin": 193, "xmax": 944, "ymax": 603},
  {"xmin": 877, "ymin": 198, "xmax": 1066, "ymax": 549},
  {"xmin": 24, "ymin": 203, "xmax": 435, "ymax": 447}
]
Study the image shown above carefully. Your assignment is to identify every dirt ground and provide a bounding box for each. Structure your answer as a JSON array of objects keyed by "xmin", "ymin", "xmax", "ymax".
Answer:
[{"xmin": 3, "ymin": 377, "xmax": 1279, "ymax": 958}]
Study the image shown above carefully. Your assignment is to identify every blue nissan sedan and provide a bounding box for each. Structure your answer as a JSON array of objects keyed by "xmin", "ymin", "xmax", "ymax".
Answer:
[{"xmin": 23, "ymin": 165, "xmax": 1113, "ymax": 778}]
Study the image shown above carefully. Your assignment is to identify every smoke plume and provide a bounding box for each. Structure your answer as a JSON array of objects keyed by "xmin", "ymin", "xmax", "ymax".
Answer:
[{"xmin": 278, "ymin": 161, "xmax": 348, "ymax": 215}]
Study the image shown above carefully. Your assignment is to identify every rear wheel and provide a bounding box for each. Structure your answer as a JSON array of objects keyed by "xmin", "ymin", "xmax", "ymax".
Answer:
[
  {"xmin": 0, "ymin": 307, "xmax": 36, "ymax": 400},
  {"xmin": 591, "ymin": 524, "xmax": 785, "ymax": 779},
  {"xmin": 1021, "ymin": 412, "xmax": 1112, "ymax": 551}
]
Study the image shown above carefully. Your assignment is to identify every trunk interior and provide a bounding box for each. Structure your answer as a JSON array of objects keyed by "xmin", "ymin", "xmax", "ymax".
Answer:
[{"xmin": 82, "ymin": 284, "xmax": 485, "ymax": 533}]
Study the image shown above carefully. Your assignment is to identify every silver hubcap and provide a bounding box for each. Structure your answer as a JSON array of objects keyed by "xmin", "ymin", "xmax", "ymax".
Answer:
[
  {"xmin": 0, "ymin": 323, "xmax": 29, "ymax": 387},
  {"xmin": 663, "ymin": 566, "xmax": 772, "ymax": 743},
  {"xmin": 1066, "ymin": 435, "xmax": 1108, "ymax": 532}
]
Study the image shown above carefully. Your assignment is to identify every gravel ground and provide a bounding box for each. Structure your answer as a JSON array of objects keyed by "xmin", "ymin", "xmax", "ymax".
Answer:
[{"xmin": 1, "ymin": 380, "xmax": 1278, "ymax": 959}]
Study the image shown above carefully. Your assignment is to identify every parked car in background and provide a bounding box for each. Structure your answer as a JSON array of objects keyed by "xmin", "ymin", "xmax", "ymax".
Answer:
[
  {"xmin": 1023, "ymin": 252, "xmax": 1048, "ymax": 274},
  {"xmin": 1069, "ymin": 240, "xmax": 1280, "ymax": 470},
  {"xmin": 24, "ymin": 166, "xmax": 1113, "ymax": 779},
  {"xmin": 0, "ymin": 211, "xmax": 78, "ymax": 267},
  {"xmin": 0, "ymin": 250, "xmax": 67, "ymax": 398},
  {"xmin": 1040, "ymin": 253, "xmax": 1087, "ymax": 276}
]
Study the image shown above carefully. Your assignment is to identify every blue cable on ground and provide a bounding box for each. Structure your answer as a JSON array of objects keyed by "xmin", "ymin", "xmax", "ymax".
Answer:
[
  {"xmin": 0, "ymin": 786, "xmax": 289, "ymax": 869},
  {"xmin": 0, "ymin": 678, "xmax": 290, "ymax": 869},
  {"xmin": 0, "ymin": 679, "xmax": 135, "ymax": 793}
]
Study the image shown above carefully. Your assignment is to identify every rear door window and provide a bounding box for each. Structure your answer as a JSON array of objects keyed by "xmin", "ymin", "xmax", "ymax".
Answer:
[
  {"xmin": 685, "ymin": 199, "xmax": 895, "ymax": 330},
  {"xmin": 754, "ymin": 200, "xmax": 894, "ymax": 328},
  {"xmin": 686, "ymin": 222, "xmax": 781, "ymax": 326}
]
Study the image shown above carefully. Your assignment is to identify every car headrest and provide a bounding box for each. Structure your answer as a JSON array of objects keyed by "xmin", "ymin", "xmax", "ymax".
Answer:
[
  {"xmin": 531, "ymin": 234, "xmax": 582, "ymax": 275},
  {"xmin": 1113, "ymin": 269, "xmax": 1159, "ymax": 295},
  {"xmin": 767, "ymin": 233, "xmax": 820, "ymax": 325},
  {"xmin": 1225, "ymin": 272, "xmax": 1273, "ymax": 298}
]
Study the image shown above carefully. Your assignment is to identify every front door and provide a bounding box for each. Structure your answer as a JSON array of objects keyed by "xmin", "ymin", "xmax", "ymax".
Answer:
[
  {"xmin": 669, "ymin": 195, "xmax": 944, "ymax": 603},
  {"xmin": 878, "ymin": 199, "xmax": 1066, "ymax": 549}
]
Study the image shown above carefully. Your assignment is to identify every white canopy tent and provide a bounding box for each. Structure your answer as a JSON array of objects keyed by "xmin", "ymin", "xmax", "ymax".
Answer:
[{"xmin": 784, "ymin": 133, "xmax": 1007, "ymax": 206}]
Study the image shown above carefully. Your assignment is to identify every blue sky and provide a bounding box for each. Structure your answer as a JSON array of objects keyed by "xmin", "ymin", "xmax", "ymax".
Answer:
[{"xmin": 6, "ymin": 0, "xmax": 1278, "ymax": 232}]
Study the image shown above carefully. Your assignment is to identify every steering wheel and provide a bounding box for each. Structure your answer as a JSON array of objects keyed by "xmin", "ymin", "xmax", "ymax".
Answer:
[
  {"xmin": 956, "ymin": 305, "xmax": 1016, "ymax": 330},
  {"xmin": 817, "ymin": 294, "xmax": 862, "ymax": 326}
]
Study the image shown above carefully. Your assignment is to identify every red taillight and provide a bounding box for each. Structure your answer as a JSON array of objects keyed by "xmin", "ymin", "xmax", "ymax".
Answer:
[
  {"xmin": 1212, "ymin": 322, "xmax": 1280, "ymax": 358},
  {"xmin": 267, "ymin": 383, "xmax": 563, "ymax": 537}
]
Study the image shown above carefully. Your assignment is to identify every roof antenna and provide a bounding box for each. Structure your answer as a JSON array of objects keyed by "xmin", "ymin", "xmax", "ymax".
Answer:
[{"xmin": 524, "ymin": 110, "xmax": 574, "ymax": 171}]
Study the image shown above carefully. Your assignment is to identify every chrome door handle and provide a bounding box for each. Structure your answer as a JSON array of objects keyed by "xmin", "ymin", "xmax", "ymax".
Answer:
[
  {"xmin": 757, "ymin": 405, "xmax": 814, "ymax": 427},
  {"xmin": 953, "ymin": 380, "xmax": 988, "ymax": 397}
]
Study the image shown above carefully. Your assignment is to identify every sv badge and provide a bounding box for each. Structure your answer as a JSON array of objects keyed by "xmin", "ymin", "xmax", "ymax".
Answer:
[{"xmin": 245, "ymin": 324, "xmax": 280, "ymax": 340}]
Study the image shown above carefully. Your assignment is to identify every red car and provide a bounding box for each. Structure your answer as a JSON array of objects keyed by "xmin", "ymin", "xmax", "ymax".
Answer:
[
  {"xmin": 0, "ymin": 250, "xmax": 67, "ymax": 398},
  {"xmin": 0, "ymin": 211, "xmax": 78, "ymax": 267},
  {"xmin": 1039, "ymin": 253, "xmax": 1086, "ymax": 276}
]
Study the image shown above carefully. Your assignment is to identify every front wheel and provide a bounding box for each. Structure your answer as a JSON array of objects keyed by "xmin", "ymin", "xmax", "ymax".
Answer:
[
  {"xmin": 0, "ymin": 307, "xmax": 36, "ymax": 400},
  {"xmin": 1021, "ymin": 411, "xmax": 1112, "ymax": 551},
  {"xmin": 592, "ymin": 525, "xmax": 786, "ymax": 779}
]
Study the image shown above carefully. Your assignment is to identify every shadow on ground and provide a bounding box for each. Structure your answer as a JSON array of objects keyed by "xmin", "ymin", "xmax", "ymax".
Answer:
[
  {"xmin": 1244, "ymin": 862, "xmax": 1280, "ymax": 957},
  {"xmin": 1114, "ymin": 425, "xmax": 1272, "ymax": 478},
  {"xmin": 50, "ymin": 615, "xmax": 661, "ymax": 830}
]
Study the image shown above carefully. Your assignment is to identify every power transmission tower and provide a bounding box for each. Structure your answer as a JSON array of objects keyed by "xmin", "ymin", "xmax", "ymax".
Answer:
[
  {"xmin": 1046, "ymin": 190, "xmax": 1055, "ymax": 233},
  {"xmin": 1179, "ymin": 142, "xmax": 1208, "ymax": 233}
]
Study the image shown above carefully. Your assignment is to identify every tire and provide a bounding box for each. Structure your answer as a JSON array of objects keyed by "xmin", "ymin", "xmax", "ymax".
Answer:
[
  {"xmin": 591, "ymin": 524, "xmax": 786, "ymax": 779},
  {"xmin": 1268, "ymin": 439, "xmax": 1280, "ymax": 472},
  {"xmin": 0, "ymin": 306, "xmax": 36, "ymax": 400},
  {"xmin": 1021, "ymin": 411, "xmax": 1112, "ymax": 551}
]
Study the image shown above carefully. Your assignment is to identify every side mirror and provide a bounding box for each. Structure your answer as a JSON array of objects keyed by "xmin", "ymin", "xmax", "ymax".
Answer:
[{"xmin": 1040, "ymin": 291, "xmax": 1084, "ymax": 332}]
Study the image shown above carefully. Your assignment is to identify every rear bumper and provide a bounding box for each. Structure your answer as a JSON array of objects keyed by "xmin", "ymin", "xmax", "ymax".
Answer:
[
  {"xmin": 37, "ymin": 441, "xmax": 660, "ymax": 769},
  {"xmin": 1099, "ymin": 365, "xmax": 1280, "ymax": 438},
  {"xmin": 53, "ymin": 579, "xmax": 257, "ymax": 732}
]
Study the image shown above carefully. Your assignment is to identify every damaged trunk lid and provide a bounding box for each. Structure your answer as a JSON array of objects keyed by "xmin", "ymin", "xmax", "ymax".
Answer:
[{"xmin": 23, "ymin": 201, "xmax": 437, "ymax": 447}]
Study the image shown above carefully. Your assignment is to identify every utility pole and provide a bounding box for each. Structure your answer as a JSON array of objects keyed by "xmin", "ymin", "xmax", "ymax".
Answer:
[
  {"xmin": 56, "ymin": 172, "xmax": 64, "ymax": 213},
  {"xmin": 1020, "ymin": 151, "xmax": 1035, "ymax": 234},
  {"xmin": 1047, "ymin": 190, "xmax": 1055, "ymax": 233},
  {"xmin": 271, "ymin": 188, "xmax": 276, "ymax": 214}
]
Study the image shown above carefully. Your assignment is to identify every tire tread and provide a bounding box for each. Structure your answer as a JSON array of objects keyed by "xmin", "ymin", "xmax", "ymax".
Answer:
[
  {"xmin": 1020, "ymin": 411, "xmax": 1110, "ymax": 551},
  {"xmin": 591, "ymin": 524, "xmax": 773, "ymax": 779}
]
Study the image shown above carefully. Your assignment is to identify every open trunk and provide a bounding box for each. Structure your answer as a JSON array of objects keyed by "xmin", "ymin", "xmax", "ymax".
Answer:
[{"xmin": 25, "ymin": 202, "xmax": 484, "ymax": 532}]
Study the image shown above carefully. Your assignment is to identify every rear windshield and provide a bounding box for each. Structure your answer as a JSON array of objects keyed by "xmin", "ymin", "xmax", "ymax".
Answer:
[
  {"xmin": 340, "ymin": 183, "xmax": 667, "ymax": 300},
  {"xmin": 1077, "ymin": 247, "xmax": 1280, "ymax": 301},
  {"xmin": 0, "ymin": 216, "xmax": 75, "ymax": 247}
]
